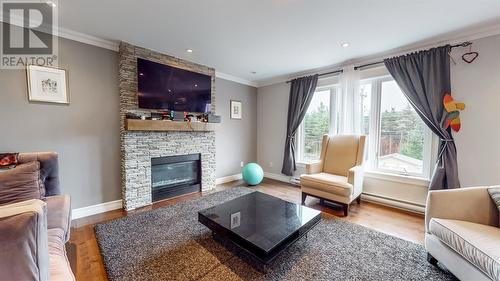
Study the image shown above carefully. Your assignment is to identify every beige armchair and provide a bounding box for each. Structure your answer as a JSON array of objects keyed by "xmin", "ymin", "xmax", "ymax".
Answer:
[{"xmin": 300, "ymin": 134, "xmax": 366, "ymax": 216}]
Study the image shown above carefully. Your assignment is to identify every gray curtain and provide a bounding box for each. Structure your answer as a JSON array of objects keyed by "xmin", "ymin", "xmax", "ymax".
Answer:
[
  {"xmin": 384, "ymin": 45, "xmax": 460, "ymax": 190},
  {"xmin": 281, "ymin": 75, "xmax": 319, "ymax": 176}
]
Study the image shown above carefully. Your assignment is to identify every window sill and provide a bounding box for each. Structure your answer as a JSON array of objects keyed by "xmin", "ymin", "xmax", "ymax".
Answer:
[
  {"xmin": 295, "ymin": 162, "xmax": 308, "ymax": 169},
  {"xmin": 295, "ymin": 160, "xmax": 320, "ymax": 167},
  {"xmin": 365, "ymin": 170, "xmax": 430, "ymax": 187}
]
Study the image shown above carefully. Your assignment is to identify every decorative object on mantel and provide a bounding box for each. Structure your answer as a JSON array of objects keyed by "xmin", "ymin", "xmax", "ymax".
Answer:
[
  {"xmin": 443, "ymin": 93, "xmax": 466, "ymax": 132},
  {"xmin": 125, "ymin": 112, "xmax": 141, "ymax": 119},
  {"xmin": 461, "ymin": 43, "xmax": 479, "ymax": 64},
  {"xmin": 27, "ymin": 65, "xmax": 69, "ymax": 104},
  {"xmin": 151, "ymin": 112, "xmax": 163, "ymax": 120},
  {"xmin": 207, "ymin": 113, "xmax": 221, "ymax": 123},
  {"xmin": 230, "ymin": 100, "xmax": 242, "ymax": 119},
  {"xmin": 172, "ymin": 111, "xmax": 186, "ymax": 121}
]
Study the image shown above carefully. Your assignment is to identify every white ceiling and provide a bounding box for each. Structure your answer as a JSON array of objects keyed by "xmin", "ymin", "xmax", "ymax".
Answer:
[{"xmin": 56, "ymin": 0, "xmax": 500, "ymax": 85}]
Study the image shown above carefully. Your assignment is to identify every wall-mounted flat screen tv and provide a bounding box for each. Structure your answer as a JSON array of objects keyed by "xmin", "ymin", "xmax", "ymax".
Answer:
[{"xmin": 137, "ymin": 58, "xmax": 212, "ymax": 113}]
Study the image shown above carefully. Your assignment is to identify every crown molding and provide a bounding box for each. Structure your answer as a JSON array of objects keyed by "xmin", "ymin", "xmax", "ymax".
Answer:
[
  {"xmin": 215, "ymin": 71, "xmax": 258, "ymax": 87},
  {"xmin": 0, "ymin": 13, "xmax": 119, "ymax": 51},
  {"xmin": 56, "ymin": 27, "xmax": 119, "ymax": 51},
  {"xmin": 257, "ymin": 64, "xmax": 344, "ymax": 88},
  {"xmin": 345, "ymin": 22, "xmax": 500, "ymax": 68},
  {"xmin": 257, "ymin": 23, "xmax": 500, "ymax": 87}
]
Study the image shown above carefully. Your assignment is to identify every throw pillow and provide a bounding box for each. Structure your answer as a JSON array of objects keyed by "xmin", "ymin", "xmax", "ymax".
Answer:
[
  {"xmin": 0, "ymin": 161, "xmax": 42, "ymax": 205},
  {"xmin": 0, "ymin": 153, "xmax": 19, "ymax": 169},
  {"xmin": 487, "ymin": 187, "xmax": 500, "ymax": 226}
]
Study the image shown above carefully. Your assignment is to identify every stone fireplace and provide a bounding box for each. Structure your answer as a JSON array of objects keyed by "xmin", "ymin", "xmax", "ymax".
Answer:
[{"xmin": 119, "ymin": 42, "xmax": 216, "ymax": 210}]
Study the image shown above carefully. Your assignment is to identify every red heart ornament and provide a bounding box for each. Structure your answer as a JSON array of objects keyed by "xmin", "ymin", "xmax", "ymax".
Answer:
[{"xmin": 462, "ymin": 52, "xmax": 478, "ymax": 63}]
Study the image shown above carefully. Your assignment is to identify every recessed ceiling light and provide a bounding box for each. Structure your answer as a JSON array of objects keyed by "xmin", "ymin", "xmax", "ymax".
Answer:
[
  {"xmin": 46, "ymin": 1, "xmax": 56, "ymax": 7},
  {"xmin": 341, "ymin": 42, "xmax": 350, "ymax": 48},
  {"xmin": 186, "ymin": 48, "xmax": 193, "ymax": 53}
]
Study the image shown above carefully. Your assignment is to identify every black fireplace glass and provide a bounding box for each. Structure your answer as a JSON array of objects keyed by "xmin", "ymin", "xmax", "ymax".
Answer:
[{"xmin": 151, "ymin": 154, "xmax": 201, "ymax": 202}]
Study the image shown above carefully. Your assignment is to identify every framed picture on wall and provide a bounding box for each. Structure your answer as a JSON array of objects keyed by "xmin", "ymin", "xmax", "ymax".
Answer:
[
  {"xmin": 27, "ymin": 65, "xmax": 69, "ymax": 104},
  {"xmin": 230, "ymin": 100, "xmax": 242, "ymax": 119}
]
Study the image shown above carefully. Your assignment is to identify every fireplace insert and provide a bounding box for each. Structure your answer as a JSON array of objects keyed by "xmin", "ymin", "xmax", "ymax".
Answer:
[{"xmin": 151, "ymin": 154, "xmax": 201, "ymax": 202}]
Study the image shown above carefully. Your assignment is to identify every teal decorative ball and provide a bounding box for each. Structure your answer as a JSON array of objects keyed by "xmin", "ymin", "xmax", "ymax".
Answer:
[{"xmin": 242, "ymin": 163, "xmax": 264, "ymax": 186}]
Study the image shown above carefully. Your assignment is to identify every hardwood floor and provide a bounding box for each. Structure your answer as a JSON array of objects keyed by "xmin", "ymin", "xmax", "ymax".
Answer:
[{"xmin": 68, "ymin": 178, "xmax": 425, "ymax": 281}]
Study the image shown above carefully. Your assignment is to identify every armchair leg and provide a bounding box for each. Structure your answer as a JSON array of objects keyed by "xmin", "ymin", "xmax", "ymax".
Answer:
[
  {"xmin": 343, "ymin": 203, "xmax": 349, "ymax": 216},
  {"xmin": 301, "ymin": 192, "xmax": 307, "ymax": 205},
  {"xmin": 356, "ymin": 196, "xmax": 361, "ymax": 204},
  {"xmin": 427, "ymin": 253, "xmax": 438, "ymax": 266}
]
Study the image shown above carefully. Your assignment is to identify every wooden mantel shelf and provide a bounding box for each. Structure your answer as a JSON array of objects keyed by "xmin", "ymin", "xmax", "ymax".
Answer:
[{"xmin": 125, "ymin": 119, "xmax": 218, "ymax": 132}]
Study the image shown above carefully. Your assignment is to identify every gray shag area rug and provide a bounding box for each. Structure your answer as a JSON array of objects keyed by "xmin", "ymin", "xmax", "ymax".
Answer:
[{"xmin": 95, "ymin": 187, "xmax": 456, "ymax": 281}]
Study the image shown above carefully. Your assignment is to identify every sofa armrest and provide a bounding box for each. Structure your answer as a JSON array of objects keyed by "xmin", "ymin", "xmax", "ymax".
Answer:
[
  {"xmin": 348, "ymin": 166, "xmax": 364, "ymax": 195},
  {"xmin": 425, "ymin": 186, "xmax": 499, "ymax": 233},
  {"xmin": 305, "ymin": 161, "xmax": 323, "ymax": 174},
  {"xmin": 0, "ymin": 199, "xmax": 49, "ymax": 281},
  {"xmin": 45, "ymin": 195, "xmax": 71, "ymax": 242}
]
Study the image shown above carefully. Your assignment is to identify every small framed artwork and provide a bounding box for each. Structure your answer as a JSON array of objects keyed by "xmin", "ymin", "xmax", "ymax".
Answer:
[
  {"xmin": 27, "ymin": 65, "xmax": 69, "ymax": 104},
  {"xmin": 230, "ymin": 100, "xmax": 242, "ymax": 119}
]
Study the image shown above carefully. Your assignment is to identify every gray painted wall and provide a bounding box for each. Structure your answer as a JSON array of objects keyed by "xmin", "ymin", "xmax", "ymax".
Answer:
[
  {"xmin": 256, "ymin": 82, "xmax": 289, "ymax": 174},
  {"xmin": 451, "ymin": 34, "xmax": 500, "ymax": 186},
  {"xmin": 215, "ymin": 78, "xmax": 258, "ymax": 178},
  {"xmin": 0, "ymin": 36, "xmax": 121, "ymax": 209}
]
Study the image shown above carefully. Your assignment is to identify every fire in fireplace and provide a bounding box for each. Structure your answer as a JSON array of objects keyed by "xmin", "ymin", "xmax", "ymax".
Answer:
[{"xmin": 151, "ymin": 154, "xmax": 201, "ymax": 202}]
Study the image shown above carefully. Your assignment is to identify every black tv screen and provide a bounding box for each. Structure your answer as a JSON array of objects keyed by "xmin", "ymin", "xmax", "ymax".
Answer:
[{"xmin": 137, "ymin": 58, "xmax": 212, "ymax": 112}]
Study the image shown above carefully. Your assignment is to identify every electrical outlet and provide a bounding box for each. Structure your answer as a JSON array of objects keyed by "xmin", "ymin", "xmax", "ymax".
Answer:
[
  {"xmin": 269, "ymin": 162, "xmax": 273, "ymax": 167},
  {"xmin": 240, "ymin": 161, "xmax": 244, "ymax": 167}
]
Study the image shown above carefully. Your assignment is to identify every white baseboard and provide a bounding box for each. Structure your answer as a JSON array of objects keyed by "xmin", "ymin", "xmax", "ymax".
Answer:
[
  {"xmin": 361, "ymin": 193, "xmax": 425, "ymax": 214},
  {"xmin": 71, "ymin": 199, "xmax": 123, "ymax": 220},
  {"xmin": 263, "ymin": 172, "xmax": 291, "ymax": 183},
  {"xmin": 216, "ymin": 173, "xmax": 242, "ymax": 185},
  {"xmin": 217, "ymin": 172, "xmax": 291, "ymax": 185}
]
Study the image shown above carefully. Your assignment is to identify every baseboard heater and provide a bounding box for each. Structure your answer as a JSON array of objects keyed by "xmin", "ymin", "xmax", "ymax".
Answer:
[
  {"xmin": 361, "ymin": 192, "xmax": 425, "ymax": 214},
  {"xmin": 290, "ymin": 176, "xmax": 301, "ymax": 186}
]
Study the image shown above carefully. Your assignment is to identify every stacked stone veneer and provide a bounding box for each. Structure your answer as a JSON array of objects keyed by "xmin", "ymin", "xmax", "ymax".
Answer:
[{"xmin": 119, "ymin": 42, "xmax": 216, "ymax": 210}]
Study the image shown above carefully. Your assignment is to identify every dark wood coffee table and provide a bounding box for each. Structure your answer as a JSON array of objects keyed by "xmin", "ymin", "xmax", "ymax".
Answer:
[{"xmin": 198, "ymin": 191, "xmax": 321, "ymax": 268}]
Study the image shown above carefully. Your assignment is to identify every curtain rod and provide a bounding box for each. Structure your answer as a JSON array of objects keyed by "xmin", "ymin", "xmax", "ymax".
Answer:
[
  {"xmin": 285, "ymin": 69, "xmax": 343, "ymax": 83},
  {"xmin": 353, "ymin": 41, "xmax": 472, "ymax": 70}
]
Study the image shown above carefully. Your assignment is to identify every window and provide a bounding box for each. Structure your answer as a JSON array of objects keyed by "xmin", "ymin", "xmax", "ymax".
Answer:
[
  {"xmin": 297, "ymin": 85, "xmax": 340, "ymax": 163},
  {"xmin": 359, "ymin": 77, "xmax": 432, "ymax": 178},
  {"xmin": 359, "ymin": 83, "xmax": 372, "ymax": 160}
]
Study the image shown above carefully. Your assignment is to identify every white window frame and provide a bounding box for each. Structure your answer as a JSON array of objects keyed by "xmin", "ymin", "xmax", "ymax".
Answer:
[
  {"xmin": 360, "ymin": 76, "xmax": 433, "ymax": 179},
  {"xmin": 296, "ymin": 84, "xmax": 341, "ymax": 164}
]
